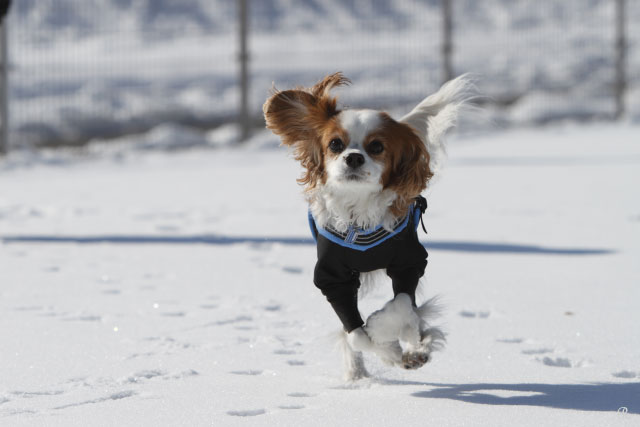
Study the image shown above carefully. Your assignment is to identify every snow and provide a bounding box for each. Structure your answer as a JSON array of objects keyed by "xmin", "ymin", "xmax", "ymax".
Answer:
[{"xmin": 1, "ymin": 123, "xmax": 639, "ymax": 425}]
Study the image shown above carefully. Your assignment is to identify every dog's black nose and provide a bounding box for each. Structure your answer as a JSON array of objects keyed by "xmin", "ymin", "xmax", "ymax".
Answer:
[{"xmin": 345, "ymin": 153, "xmax": 365, "ymax": 169}]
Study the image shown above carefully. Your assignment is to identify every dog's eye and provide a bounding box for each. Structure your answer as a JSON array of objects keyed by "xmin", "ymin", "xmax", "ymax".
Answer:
[
  {"xmin": 329, "ymin": 138, "xmax": 345, "ymax": 153},
  {"xmin": 367, "ymin": 140, "xmax": 384, "ymax": 155}
]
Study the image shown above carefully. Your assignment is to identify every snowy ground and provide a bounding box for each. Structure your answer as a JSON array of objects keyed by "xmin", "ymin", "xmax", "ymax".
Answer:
[{"xmin": 1, "ymin": 124, "xmax": 639, "ymax": 426}]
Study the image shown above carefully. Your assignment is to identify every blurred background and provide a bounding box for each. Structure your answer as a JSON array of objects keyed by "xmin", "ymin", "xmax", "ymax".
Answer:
[{"xmin": 0, "ymin": 0, "xmax": 637, "ymax": 154}]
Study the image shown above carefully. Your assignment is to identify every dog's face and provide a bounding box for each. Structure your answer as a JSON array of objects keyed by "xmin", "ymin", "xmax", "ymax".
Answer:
[
  {"xmin": 263, "ymin": 73, "xmax": 432, "ymax": 215},
  {"xmin": 322, "ymin": 109, "xmax": 385, "ymax": 189}
]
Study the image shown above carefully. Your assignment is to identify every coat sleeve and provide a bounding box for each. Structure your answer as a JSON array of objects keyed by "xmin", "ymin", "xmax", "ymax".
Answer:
[
  {"xmin": 313, "ymin": 239, "xmax": 364, "ymax": 332},
  {"xmin": 386, "ymin": 229, "xmax": 428, "ymax": 305}
]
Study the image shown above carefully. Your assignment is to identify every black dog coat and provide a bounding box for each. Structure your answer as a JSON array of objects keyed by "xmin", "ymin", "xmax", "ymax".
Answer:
[{"xmin": 309, "ymin": 197, "xmax": 428, "ymax": 332}]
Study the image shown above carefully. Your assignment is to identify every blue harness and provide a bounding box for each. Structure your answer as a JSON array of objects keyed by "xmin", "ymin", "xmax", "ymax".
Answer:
[{"xmin": 308, "ymin": 196, "xmax": 427, "ymax": 252}]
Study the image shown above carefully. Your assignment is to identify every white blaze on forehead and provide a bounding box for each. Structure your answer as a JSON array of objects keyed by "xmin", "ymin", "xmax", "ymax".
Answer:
[{"xmin": 338, "ymin": 109, "xmax": 383, "ymax": 148}]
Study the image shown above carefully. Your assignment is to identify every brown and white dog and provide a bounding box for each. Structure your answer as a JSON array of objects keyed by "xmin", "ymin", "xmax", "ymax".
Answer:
[{"xmin": 263, "ymin": 72, "xmax": 469, "ymax": 380}]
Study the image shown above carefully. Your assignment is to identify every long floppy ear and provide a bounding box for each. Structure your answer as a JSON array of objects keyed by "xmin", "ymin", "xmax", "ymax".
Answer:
[
  {"xmin": 379, "ymin": 115, "xmax": 432, "ymax": 216},
  {"xmin": 263, "ymin": 72, "xmax": 350, "ymax": 187},
  {"xmin": 263, "ymin": 89, "xmax": 319, "ymax": 147},
  {"xmin": 400, "ymin": 74, "xmax": 472, "ymax": 174},
  {"xmin": 263, "ymin": 72, "xmax": 350, "ymax": 144}
]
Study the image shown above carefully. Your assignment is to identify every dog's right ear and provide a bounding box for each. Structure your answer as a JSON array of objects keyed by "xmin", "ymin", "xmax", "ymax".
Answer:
[
  {"xmin": 263, "ymin": 73, "xmax": 350, "ymax": 189},
  {"xmin": 263, "ymin": 72, "xmax": 350, "ymax": 147},
  {"xmin": 263, "ymin": 89, "xmax": 325, "ymax": 188},
  {"xmin": 263, "ymin": 89, "xmax": 319, "ymax": 147}
]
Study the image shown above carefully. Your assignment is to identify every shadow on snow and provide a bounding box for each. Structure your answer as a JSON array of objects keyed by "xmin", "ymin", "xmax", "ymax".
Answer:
[
  {"xmin": 1, "ymin": 234, "xmax": 614, "ymax": 255},
  {"xmin": 406, "ymin": 382, "xmax": 640, "ymax": 414}
]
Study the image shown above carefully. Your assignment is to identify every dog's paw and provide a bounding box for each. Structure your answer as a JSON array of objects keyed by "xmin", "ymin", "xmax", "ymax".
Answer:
[
  {"xmin": 401, "ymin": 327, "xmax": 446, "ymax": 370},
  {"xmin": 401, "ymin": 350, "xmax": 431, "ymax": 370}
]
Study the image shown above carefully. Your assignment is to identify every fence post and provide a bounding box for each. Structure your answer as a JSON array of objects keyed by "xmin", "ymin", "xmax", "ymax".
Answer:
[
  {"xmin": 614, "ymin": 0, "xmax": 626, "ymax": 120},
  {"xmin": 0, "ymin": 13, "xmax": 8, "ymax": 155},
  {"xmin": 238, "ymin": 0, "xmax": 250, "ymax": 141},
  {"xmin": 441, "ymin": 0, "xmax": 453, "ymax": 84}
]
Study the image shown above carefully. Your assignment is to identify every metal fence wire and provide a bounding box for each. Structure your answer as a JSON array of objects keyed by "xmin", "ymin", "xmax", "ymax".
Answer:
[{"xmin": 1, "ymin": 0, "xmax": 637, "ymax": 152}]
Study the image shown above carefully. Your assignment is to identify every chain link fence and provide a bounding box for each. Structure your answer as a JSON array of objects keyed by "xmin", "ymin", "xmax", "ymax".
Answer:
[{"xmin": 1, "ymin": 0, "xmax": 637, "ymax": 152}]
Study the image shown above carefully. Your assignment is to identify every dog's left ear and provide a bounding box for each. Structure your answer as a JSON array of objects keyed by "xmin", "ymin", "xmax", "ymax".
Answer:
[
  {"xmin": 399, "ymin": 75, "xmax": 471, "ymax": 172},
  {"xmin": 383, "ymin": 118, "xmax": 432, "ymax": 215}
]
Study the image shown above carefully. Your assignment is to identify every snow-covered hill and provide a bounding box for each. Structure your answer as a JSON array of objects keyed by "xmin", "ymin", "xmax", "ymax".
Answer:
[{"xmin": 7, "ymin": 0, "xmax": 640, "ymax": 148}]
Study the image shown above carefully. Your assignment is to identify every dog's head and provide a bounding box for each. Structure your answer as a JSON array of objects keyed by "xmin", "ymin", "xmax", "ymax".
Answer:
[{"xmin": 263, "ymin": 72, "xmax": 433, "ymax": 215}]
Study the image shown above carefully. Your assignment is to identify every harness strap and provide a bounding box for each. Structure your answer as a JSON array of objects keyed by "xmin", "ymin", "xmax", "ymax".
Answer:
[
  {"xmin": 309, "ymin": 196, "xmax": 428, "ymax": 247},
  {"xmin": 413, "ymin": 195, "xmax": 428, "ymax": 234}
]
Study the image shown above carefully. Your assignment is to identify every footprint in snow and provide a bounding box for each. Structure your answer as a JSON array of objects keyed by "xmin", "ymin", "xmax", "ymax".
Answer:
[
  {"xmin": 287, "ymin": 360, "xmax": 306, "ymax": 366},
  {"xmin": 62, "ymin": 315, "xmax": 102, "ymax": 322},
  {"xmin": 53, "ymin": 390, "xmax": 136, "ymax": 410},
  {"xmin": 496, "ymin": 338, "xmax": 524, "ymax": 344},
  {"xmin": 6, "ymin": 408, "xmax": 37, "ymax": 416},
  {"xmin": 160, "ymin": 312, "xmax": 186, "ymax": 317},
  {"xmin": 274, "ymin": 349, "xmax": 297, "ymax": 355},
  {"xmin": 537, "ymin": 356, "xmax": 590, "ymax": 368},
  {"xmin": 279, "ymin": 404, "xmax": 305, "ymax": 410},
  {"xmin": 287, "ymin": 392, "xmax": 315, "ymax": 398},
  {"xmin": 539, "ymin": 357, "xmax": 572, "ymax": 368},
  {"xmin": 230, "ymin": 370, "xmax": 263, "ymax": 376},
  {"xmin": 227, "ymin": 409, "xmax": 266, "ymax": 417},
  {"xmin": 282, "ymin": 266, "xmax": 303, "ymax": 274},
  {"xmin": 263, "ymin": 303, "xmax": 282, "ymax": 312},
  {"xmin": 521, "ymin": 348, "xmax": 554, "ymax": 355},
  {"xmin": 164, "ymin": 370, "xmax": 199, "ymax": 381},
  {"xmin": 123, "ymin": 370, "xmax": 166, "ymax": 384},
  {"xmin": 126, "ymin": 351, "xmax": 157, "ymax": 360},
  {"xmin": 612, "ymin": 370, "xmax": 638, "ymax": 379},
  {"xmin": 10, "ymin": 390, "xmax": 65, "ymax": 398},
  {"xmin": 459, "ymin": 310, "xmax": 490, "ymax": 319},
  {"xmin": 210, "ymin": 315, "xmax": 253, "ymax": 326}
]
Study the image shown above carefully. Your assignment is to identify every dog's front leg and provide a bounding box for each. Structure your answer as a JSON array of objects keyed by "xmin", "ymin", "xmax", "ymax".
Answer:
[
  {"xmin": 347, "ymin": 327, "xmax": 403, "ymax": 367},
  {"xmin": 339, "ymin": 334, "xmax": 369, "ymax": 381},
  {"xmin": 402, "ymin": 299, "xmax": 446, "ymax": 369}
]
